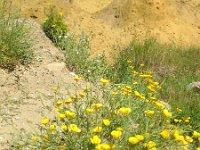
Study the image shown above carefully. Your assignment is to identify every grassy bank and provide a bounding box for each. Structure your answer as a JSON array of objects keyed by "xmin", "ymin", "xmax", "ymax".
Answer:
[
  {"xmin": 114, "ymin": 39, "xmax": 200, "ymax": 128},
  {"xmin": 42, "ymin": 8, "xmax": 200, "ymax": 129},
  {"xmin": 0, "ymin": 0, "xmax": 33, "ymax": 70},
  {"xmin": 10, "ymin": 7, "xmax": 200, "ymax": 150}
]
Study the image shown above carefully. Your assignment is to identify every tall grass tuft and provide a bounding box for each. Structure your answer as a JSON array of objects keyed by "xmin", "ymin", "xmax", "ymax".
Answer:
[
  {"xmin": 0, "ymin": 0, "xmax": 33, "ymax": 70},
  {"xmin": 113, "ymin": 39, "xmax": 200, "ymax": 128}
]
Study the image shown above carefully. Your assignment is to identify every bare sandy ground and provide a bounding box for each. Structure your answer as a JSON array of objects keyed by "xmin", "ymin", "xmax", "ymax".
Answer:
[{"xmin": 12, "ymin": 0, "xmax": 200, "ymax": 60}]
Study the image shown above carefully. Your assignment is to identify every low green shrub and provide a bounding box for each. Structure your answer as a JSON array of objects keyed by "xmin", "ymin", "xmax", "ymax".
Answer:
[
  {"xmin": 42, "ymin": 8, "xmax": 111, "ymax": 82},
  {"xmin": 0, "ymin": 0, "xmax": 33, "ymax": 70},
  {"xmin": 42, "ymin": 7, "xmax": 68, "ymax": 44},
  {"xmin": 62, "ymin": 33, "xmax": 112, "ymax": 81}
]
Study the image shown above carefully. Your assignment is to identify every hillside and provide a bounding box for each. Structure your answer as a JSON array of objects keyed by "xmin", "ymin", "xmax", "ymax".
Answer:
[
  {"xmin": 0, "ymin": 1, "xmax": 200, "ymax": 149},
  {"xmin": 13, "ymin": 0, "xmax": 200, "ymax": 58}
]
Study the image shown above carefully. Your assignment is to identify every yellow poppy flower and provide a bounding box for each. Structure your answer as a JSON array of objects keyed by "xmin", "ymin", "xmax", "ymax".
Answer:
[
  {"xmin": 111, "ymin": 130, "xmax": 122, "ymax": 139},
  {"xmin": 118, "ymin": 107, "xmax": 131, "ymax": 116},
  {"xmin": 103, "ymin": 119, "xmax": 110, "ymax": 126},
  {"xmin": 41, "ymin": 118, "xmax": 50, "ymax": 125},
  {"xmin": 129, "ymin": 137, "xmax": 139, "ymax": 144},
  {"xmin": 160, "ymin": 130, "xmax": 170, "ymax": 139},
  {"xmin": 90, "ymin": 135, "xmax": 101, "ymax": 145}
]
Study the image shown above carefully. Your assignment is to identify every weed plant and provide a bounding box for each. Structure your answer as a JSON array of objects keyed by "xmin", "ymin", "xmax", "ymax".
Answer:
[
  {"xmin": 42, "ymin": 8, "xmax": 111, "ymax": 82},
  {"xmin": 0, "ymin": 0, "xmax": 32, "ymax": 70},
  {"xmin": 42, "ymin": 7, "xmax": 68, "ymax": 44}
]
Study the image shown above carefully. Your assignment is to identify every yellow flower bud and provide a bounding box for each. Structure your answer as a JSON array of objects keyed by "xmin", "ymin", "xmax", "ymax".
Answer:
[
  {"xmin": 100, "ymin": 78, "xmax": 109, "ymax": 85},
  {"xmin": 145, "ymin": 110, "xmax": 155, "ymax": 117},
  {"xmin": 61, "ymin": 125, "xmax": 68, "ymax": 131},
  {"xmin": 86, "ymin": 108, "xmax": 94, "ymax": 114},
  {"xmin": 163, "ymin": 109, "xmax": 172, "ymax": 117},
  {"xmin": 49, "ymin": 125, "xmax": 56, "ymax": 131}
]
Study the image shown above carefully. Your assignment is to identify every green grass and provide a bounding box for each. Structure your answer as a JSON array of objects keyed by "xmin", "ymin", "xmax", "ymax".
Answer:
[
  {"xmin": 42, "ymin": 7, "xmax": 200, "ymax": 129},
  {"xmin": 160, "ymin": 75, "xmax": 200, "ymax": 129},
  {"xmin": 113, "ymin": 39, "xmax": 200, "ymax": 128},
  {"xmin": 0, "ymin": 0, "xmax": 33, "ymax": 70},
  {"xmin": 42, "ymin": 7, "xmax": 68, "ymax": 45},
  {"xmin": 42, "ymin": 8, "xmax": 110, "ymax": 82}
]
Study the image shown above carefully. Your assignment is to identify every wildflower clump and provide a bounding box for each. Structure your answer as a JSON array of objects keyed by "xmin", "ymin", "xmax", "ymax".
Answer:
[
  {"xmin": 14, "ymin": 66, "xmax": 200, "ymax": 150},
  {"xmin": 42, "ymin": 7, "xmax": 67, "ymax": 44},
  {"xmin": 0, "ymin": 0, "xmax": 33, "ymax": 70}
]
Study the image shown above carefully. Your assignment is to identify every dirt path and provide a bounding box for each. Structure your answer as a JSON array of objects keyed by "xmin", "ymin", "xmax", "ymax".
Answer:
[
  {"xmin": 0, "ymin": 20, "xmax": 86, "ymax": 149},
  {"xmin": 12, "ymin": 0, "xmax": 200, "ymax": 61}
]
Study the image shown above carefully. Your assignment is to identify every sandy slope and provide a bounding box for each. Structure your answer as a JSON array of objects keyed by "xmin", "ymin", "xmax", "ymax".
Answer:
[
  {"xmin": 12, "ymin": 0, "xmax": 200, "ymax": 59},
  {"xmin": 0, "ymin": 20, "xmax": 86, "ymax": 149}
]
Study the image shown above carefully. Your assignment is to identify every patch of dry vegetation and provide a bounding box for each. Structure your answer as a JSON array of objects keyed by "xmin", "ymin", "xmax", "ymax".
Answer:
[{"xmin": 0, "ymin": 0, "xmax": 32, "ymax": 70}]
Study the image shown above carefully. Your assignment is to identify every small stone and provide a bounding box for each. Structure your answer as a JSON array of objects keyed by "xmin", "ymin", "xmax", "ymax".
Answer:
[
  {"xmin": 187, "ymin": 82, "xmax": 200, "ymax": 92},
  {"xmin": 0, "ymin": 136, "xmax": 4, "ymax": 142},
  {"xmin": 15, "ymin": 117, "xmax": 20, "ymax": 120},
  {"xmin": 46, "ymin": 62, "xmax": 66, "ymax": 72},
  {"xmin": 69, "ymin": 72, "xmax": 77, "ymax": 77}
]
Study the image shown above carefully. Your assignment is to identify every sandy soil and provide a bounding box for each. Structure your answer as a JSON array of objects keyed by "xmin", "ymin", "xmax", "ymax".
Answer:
[
  {"xmin": 12, "ymin": 0, "xmax": 200, "ymax": 59},
  {"xmin": 0, "ymin": 20, "xmax": 86, "ymax": 149}
]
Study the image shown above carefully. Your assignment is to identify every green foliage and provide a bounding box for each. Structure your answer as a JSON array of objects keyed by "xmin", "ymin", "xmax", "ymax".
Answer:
[
  {"xmin": 0, "ymin": 0, "xmax": 33, "ymax": 70},
  {"xmin": 160, "ymin": 74, "xmax": 200, "ymax": 129},
  {"xmin": 42, "ymin": 7, "xmax": 111, "ymax": 82},
  {"xmin": 62, "ymin": 33, "xmax": 90, "ymax": 71},
  {"xmin": 62, "ymin": 33, "xmax": 112, "ymax": 81},
  {"xmin": 113, "ymin": 39, "xmax": 200, "ymax": 128},
  {"xmin": 42, "ymin": 7, "xmax": 68, "ymax": 44},
  {"xmin": 115, "ymin": 39, "xmax": 200, "ymax": 76},
  {"xmin": 62, "ymin": 33, "xmax": 111, "ymax": 81},
  {"xmin": 42, "ymin": 7, "xmax": 200, "ymax": 129}
]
